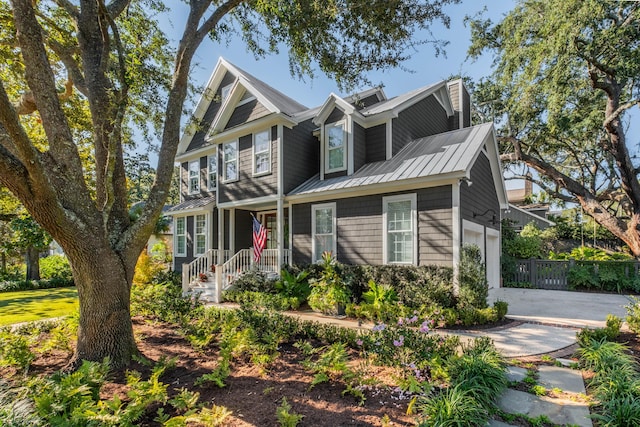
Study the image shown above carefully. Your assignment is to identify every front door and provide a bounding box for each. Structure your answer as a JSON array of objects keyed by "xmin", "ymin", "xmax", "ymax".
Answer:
[{"xmin": 260, "ymin": 212, "xmax": 277, "ymax": 249}]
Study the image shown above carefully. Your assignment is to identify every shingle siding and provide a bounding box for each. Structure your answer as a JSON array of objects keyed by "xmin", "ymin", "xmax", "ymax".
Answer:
[
  {"xmin": 291, "ymin": 203, "xmax": 312, "ymax": 264},
  {"xmin": 365, "ymin": 123, "xmax": 386, "ymax": 163},
  {"xmin": 461, "ymin": 152, "xmax": 499, "ymax": 230},
  {"xmin": 418, "ymin": 186, "xmax": 453, "ymax": 266},
  {"xmin": 218, "ymin": 127, "xmax": 278, "ymax": 203},
  {"xmin": 283, "ymin": 120, "xmax": 319, "ymax": 193},
  {"xmin": 392, "ymin": 95, "xmax": 450, "ymax": 155},
  {"xmin": 291, "ymin": 187, "xmax": 453, "ymax": 266},
  {"xmin": 225, "ymin": 99, "xmax": 270, "ymax": 129}
]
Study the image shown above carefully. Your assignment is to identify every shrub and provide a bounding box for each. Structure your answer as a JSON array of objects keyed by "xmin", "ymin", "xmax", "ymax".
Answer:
[
  {"xmin": 39, "ymin": 255, "xmax": 73, "ymax": 281},
  {"xmin": 493, "ymin": 300, "xmax": 508, "ymax": 320},
  {"xmin": 0, "ymin": 331, "xmax": 35, "ymax": 372},
  {"xmin": 133, "ymin": 250, "xmax": 166, "ymax": 286},
  {"xmin": 274, "ymin": 268, "xmax": 310, "ymax": 303},
  {"xmin": 567, "ymin": 264, "xmax": 598, "ymax": 290},
  {"xmin": 626, "ymin": 297, "xmax": 640, "ymax": 335},
  {"xmin": 223, "ymin": 290, "xmax": 300, "ymax": 311},
  {"xmin": 0, "ymin": 278, "xmax": 74, "ymax": 293},
  {"xmin": 308, "ymin": 252, "xmax": 351, "ymax": 315},
  {"xmin": 228, "ymin": 267, "xmax": 277, "ymax": 293},
  {"xmin": 131, "ymin": 277, "xmax": 202, "ymax": 324},
  {"xmin": 457, "ymin": 245, "xmax": 488, "ymax": 310}
]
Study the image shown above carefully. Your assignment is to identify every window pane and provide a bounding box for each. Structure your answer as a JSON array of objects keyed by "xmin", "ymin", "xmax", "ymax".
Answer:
[
  {"xmin": 177, "ymin": 236, "xmax": 186, "ymax": 253},
  {"xmin": 224, "ymin": 143, "xmax": 236, "ymax": 161},
  {"xmin": 388, "ymin": 231, "xmax": 412, "ymax": 263},
  {"xmin": 314, "ymin": 235, "xmax": 333, "ymax": 258},
  {"xmin": 255, "ymin": 152, "xmax": 269, "ymax": 174},
  {"xmin": 327, "ymin": 125, "xmax": 344, "ymax": 148},
  {"xmin": 315, "ymin": 208, "xmax": 333, "ymax": 234},
  {"xmin": 226, "ymin": 162, "xmax": 237, "ymax": 180},
  {"xmin": 176, "ymin": 218, "xmax": 185, "ymax": 235},
  {"xmin": 196, "ymin": 236, "xmax": 206, "ymax": 254},
  {"xmin": 208, "ymin": 154, "xmax": 217, "ymax": 189},
  {"xmin": 255, "ymin": 131, "xmax": 269, "ymax": 153},
  {"xmin": 387, "ymin": 200, "xmax": 411, "ymax": 231},
  {"xmin": 328, "ymin": 147, "xmax": 344, "ymax": 170},
  {"xmin": 196, "ymin": 215, "xmax": 205, "ymax": 233}
]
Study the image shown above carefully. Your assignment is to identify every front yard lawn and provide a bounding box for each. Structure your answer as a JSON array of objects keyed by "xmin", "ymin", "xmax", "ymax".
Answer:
[{"xmin": 0, "ymin": 287, "xmax": 78, "ymax": 326}]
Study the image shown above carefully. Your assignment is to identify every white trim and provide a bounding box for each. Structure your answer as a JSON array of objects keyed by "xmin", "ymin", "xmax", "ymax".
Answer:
[
  {"xmin": 386, "ymin": 119, "xmax": 393, "ymax": 160},
  {"xmin": 217, "ymin": 207, "xmax": 225, "ymax": 261},
  {"xmin": 312, "ymin": 94, "xmax": 357, "ymax": 126},
  {"xmin": 324, "ymin": 120, "xmax": 347, "ymax": 173},
  {"xmin": 452, "ymin": 183, "xmax": 461, "ymax": 295},
  {"xmin": 207, "ymin": 150, "xmax": 217, "ymax": 191},
  {"xmin": 252, "ymin": 129, "xmax": 271, "ymax": 176},
  {"xmin": 166, "ymin": 203, "xmax": 214, "ymax": 217},
  {"xmin": 222, "ymin": 140, "xmax": 238, "ymax": 182},
  {"xmin": 174, "ymin": 216, "xmax": 187, "ymax": 257},
  {"xmin": 382, "ymin": 193, "xmax": 417, "ymax": 265},
  {"xmin": 220, "ymin": 83, "xmax": 233, "ymax": 103},
  {"xmin": 347, "ymin": 115, "xmax": 354, "ymax": 175},
  {"xmin": 277, "ymin": 124, "xmax": 284, "ymax": 197},
  {"xmin": 229, "ymin": 208, "xmax": 235, "ymax": 254},
  {"xmin": 194, "ymin": 213, "xmax": 208, "ymax": 256},
  {"xmin": 188, "ymin": 160, "xmax": 200, "ymax": 194},
  {"xmin": 312, "ymin": 202, "xmax": 337, "ymax": 262},
  {"xmin": 217, "ymin": 195, "xmax": 279, "ymax": 209},
  {"xmin": 485, "ymin": 227, "xmax": 501, "ymax": 289},
  {"xmin": 204, "ymin": 114, "xmax": 297, "ymax": 146}
]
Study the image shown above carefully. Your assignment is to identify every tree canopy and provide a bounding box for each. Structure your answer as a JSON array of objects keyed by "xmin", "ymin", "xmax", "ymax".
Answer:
[
  {"xmin": 0, "ymin": 0, "xmax": 459, "ymax": 368},
  {"xmin": 468, "ymin": 0, "xmax": 640, "ymax": 256}
]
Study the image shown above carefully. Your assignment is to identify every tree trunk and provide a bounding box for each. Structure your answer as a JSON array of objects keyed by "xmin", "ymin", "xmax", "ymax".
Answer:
[
  {"xmin": 25, "ymin": 246, "xmax": 40, "ymax": 280},
  {"xmin": 67, "ymin": 247, "xmax": 137, "ymax": 369}
]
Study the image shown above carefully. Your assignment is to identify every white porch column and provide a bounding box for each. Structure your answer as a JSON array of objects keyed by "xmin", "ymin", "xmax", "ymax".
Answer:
[
  {"xmin": 452, "ymin": 181, "xmax": 461, "ymax": 296},
  {"xmin": 277, "ymin": 198, "xmax": 284, "ymax": 268},
  {"xmin": 217, "ymin": 208, "xmax": 224, "ymax": 263},
  {"xmin": 229, "ymin": 208, "xmax": 235, "ymax": 254}
]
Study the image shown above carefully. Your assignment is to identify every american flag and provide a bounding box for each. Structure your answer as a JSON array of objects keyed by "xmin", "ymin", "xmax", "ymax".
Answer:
[{"xmin": 252, "ymin": 216, "xmax": 268, "ymax": 262}]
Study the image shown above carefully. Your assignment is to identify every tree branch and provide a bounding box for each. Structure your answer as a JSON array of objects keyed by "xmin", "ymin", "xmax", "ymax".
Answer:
[
  {"xmin": 604, "ymin": 98, "xmax": 639, "ymax": 128},
  {"xmin": 106, "ymin": 0, "xmax": 130, "ymax": 19}
]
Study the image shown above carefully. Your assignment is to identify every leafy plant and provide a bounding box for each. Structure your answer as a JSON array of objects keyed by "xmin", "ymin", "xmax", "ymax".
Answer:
[
  {"xmin": 308, "ymin": 253, "xmax": 351, "ymax": 315},
  {"xmin": 276, "ymin": 397, "xmax": 304, "ymax": 427},
  {"xmin": 457, "ymin": 245, "xmax": 488, "ymax": 309},
  {"xmin": 416, "ymin": 386, "xmax": 489, "ymax": 427},
  {"xmin": 625, "ymin": 296, "xmax": 640, "ymax": 335},
  {"xmin": 0, "ymin": 331, "xmax": 35, "ymax": 372},
  {"xmin": 275, "ymin": 268, "xmax": 310, "ymax": 303}
]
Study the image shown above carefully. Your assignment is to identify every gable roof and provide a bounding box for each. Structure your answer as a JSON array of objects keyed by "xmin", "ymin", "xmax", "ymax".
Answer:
[
  {"xmin": 288, "ymin": 123, "xmax": 504, "ymax": 200},
  {"xmin": 177, "ymin": 58, "xmax": 308, "ymax": 156},
  {"xmin": 360, "ymin": 81, "xmax": 453, "ymax": 117}
]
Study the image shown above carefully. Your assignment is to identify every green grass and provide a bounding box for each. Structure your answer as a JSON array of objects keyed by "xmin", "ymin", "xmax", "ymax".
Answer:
[{"xmin": 0, "ymin": 287, "xmax": 78, "ymax": 325}]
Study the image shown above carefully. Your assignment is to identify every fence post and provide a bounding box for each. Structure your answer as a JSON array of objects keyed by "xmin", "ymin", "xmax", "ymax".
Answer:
[{"xmin": 529, "ymin": 258, "xmax": 537, "ymax": 287}]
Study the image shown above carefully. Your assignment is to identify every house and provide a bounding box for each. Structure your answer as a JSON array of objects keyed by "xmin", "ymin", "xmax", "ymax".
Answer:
[
  {"xmin": 503, "ymin": 180, "xmax": 555, "ymax": 231},
  {"xmin": 168, "ymin": 58, "xmax": 508, "ymax": 301}
]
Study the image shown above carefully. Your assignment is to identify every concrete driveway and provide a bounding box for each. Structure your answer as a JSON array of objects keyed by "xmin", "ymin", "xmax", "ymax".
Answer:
[{"xmin": 488, "ymin": 287, "xmax": 634, "ymax": 328}]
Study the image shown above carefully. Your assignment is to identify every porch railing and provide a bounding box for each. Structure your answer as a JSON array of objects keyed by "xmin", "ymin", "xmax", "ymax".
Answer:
[
  {"xmin": 181, "ymin": 247, "xmax": 290, "ymax": 298},
  {"xmin": 181, "ymin": 249, "xmax": 229, "ymax": 294}
]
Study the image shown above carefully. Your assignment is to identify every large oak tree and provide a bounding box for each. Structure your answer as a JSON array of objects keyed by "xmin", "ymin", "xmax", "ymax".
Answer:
[
  {"xmin": 0, "ymin": 0, "xmax": 458, "ymax": 368},
  {"xmin": 468, "ymin": 0, "xmax": 640, "ymax": 255}
]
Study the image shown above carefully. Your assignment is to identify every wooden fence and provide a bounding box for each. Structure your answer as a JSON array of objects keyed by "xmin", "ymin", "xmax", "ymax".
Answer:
[{"xmin": 507, "ymin": 259, "xmax": 640, "ymax": 290}]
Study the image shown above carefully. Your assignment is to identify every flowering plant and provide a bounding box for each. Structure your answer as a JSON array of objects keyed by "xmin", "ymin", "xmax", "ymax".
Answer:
[{"xmin": 198, "ymin": 273, "xmax": 208, "ymax": 282}]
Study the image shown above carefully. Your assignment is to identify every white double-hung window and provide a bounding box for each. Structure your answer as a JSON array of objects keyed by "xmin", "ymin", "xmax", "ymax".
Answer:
[
  {"xmin": 188, "ymin": 160, "xmax": 200, "ymax": 194},
  {"xmin": 207, "ymin": 150, "xmax": 217, "ymax": 191},
  {"xmin": 312, "ymin": 203, "xmax": 336, "ymax": 262},
  {"xmin": 223, "ymin": 141, "xmax": 238, "ymax": 182},
  {"xmin": 253, "ymin": 130, "xmax": 271, "ymax": 175},
  {"xmin": 175, "ymin": 217, "xmax": 186, "ymax": 257},
  {"xmin": 195, "ymin": 214, "xmax": 207, "ymax": 255},
  {"xmin": 324, "ymin": 121, "xmax": 346, "ymax": 173},
  {"xmin": 383, "ymin": 194, "xmax": 417, "ymax": 264}
]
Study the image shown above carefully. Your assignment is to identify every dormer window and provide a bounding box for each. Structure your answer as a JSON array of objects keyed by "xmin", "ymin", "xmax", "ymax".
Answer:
[
  {"xmin": 188, "ymin": 160, "xmax": 200, "ymax": 194},
  {"xmin": 220, "ymin": 83, "xmax": 233, "ymax": 103},
  {"xmin": 325, "ymin": 121, "xmax": 346, "ymax": 173}
]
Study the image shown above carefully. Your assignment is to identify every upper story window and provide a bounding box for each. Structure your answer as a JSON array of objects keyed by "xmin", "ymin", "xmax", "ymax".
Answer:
[
  {"xmin": 325, "ymin": 121, "xmax": 346, "ymax": 173},
  {"xmin": 188, "ymin": 160, "xmax": 200, "ymax": 194},
  {"xmin": 207, "ymin": 150, "xmax": 217, "ymax": 191},
  {"xmin": 220, "ymin": 84, "xmax": 233, "ymax": 103},
  {"xmin": 253, "ymin": 130, "xmax": 271, "ymax": 175},
  {"xmin": 223, "ymin": 141, "xmax": 238, "ymax": 182}
]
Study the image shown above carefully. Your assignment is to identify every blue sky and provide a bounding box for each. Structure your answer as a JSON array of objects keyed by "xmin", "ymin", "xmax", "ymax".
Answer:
[{"xmin": 162, "ymin": 1, "xmax": 516, "ymax": 109}]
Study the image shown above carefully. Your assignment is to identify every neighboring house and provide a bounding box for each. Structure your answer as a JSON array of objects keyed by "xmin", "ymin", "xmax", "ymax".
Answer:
[
  {"xmin": 169, "ymin": 58, "xmax": 508, "ymax": 300},
  {"xmin": 503, "ymin": 181, "xmax": 555, "ymax": 230}
]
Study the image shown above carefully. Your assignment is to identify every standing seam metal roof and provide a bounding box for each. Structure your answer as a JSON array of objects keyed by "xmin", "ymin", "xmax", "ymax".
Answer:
[{"xmin": 288, "ymin": 123, "xmax": 493, "ymax": 196}]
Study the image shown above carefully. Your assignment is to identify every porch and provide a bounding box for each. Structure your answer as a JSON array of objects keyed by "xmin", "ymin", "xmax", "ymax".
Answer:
[{"xmin": 182, "ymin": 248, "xmax": 291, "ymax": 302}]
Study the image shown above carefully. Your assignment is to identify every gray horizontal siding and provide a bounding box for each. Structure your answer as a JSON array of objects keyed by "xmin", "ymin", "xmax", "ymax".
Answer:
[
  {"xmin": 218, "ymin": 128, "xmax": 278, "ymax": 203},
  {"xmin": 354, "ymin": 122, "xmax": 366, "ymax": 172},
  {"xmin": 283, "ymin": 119, "xmax": 320, "ymax": 193},
  {"xmin": 326, "ymin": 107, "xmax": 345, "ymax": 124},
  {"xmin": 290, "ymin": 186, "xmax": 453, "ymax": 266},
  {"xmin": 180, "ymin": 157, "xmax": 216, "ymax": 202},
  {"xmin": 225, "ymin": 99, "xmax": 270, "ymax": 129},
  {"xmin": 365, "ymin": 123, "xmax": 386, "ymax": 163},
  {"xmin": 392, "ymin": 95, "xmax": 449, "ymax": 155},
  {"xmin": 186, "ymin": 72, "xmax": 234, "ymax": 151},
  {"xmin": 461, "ymin": 152, "xmax": 499, "ymax": 230}
]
